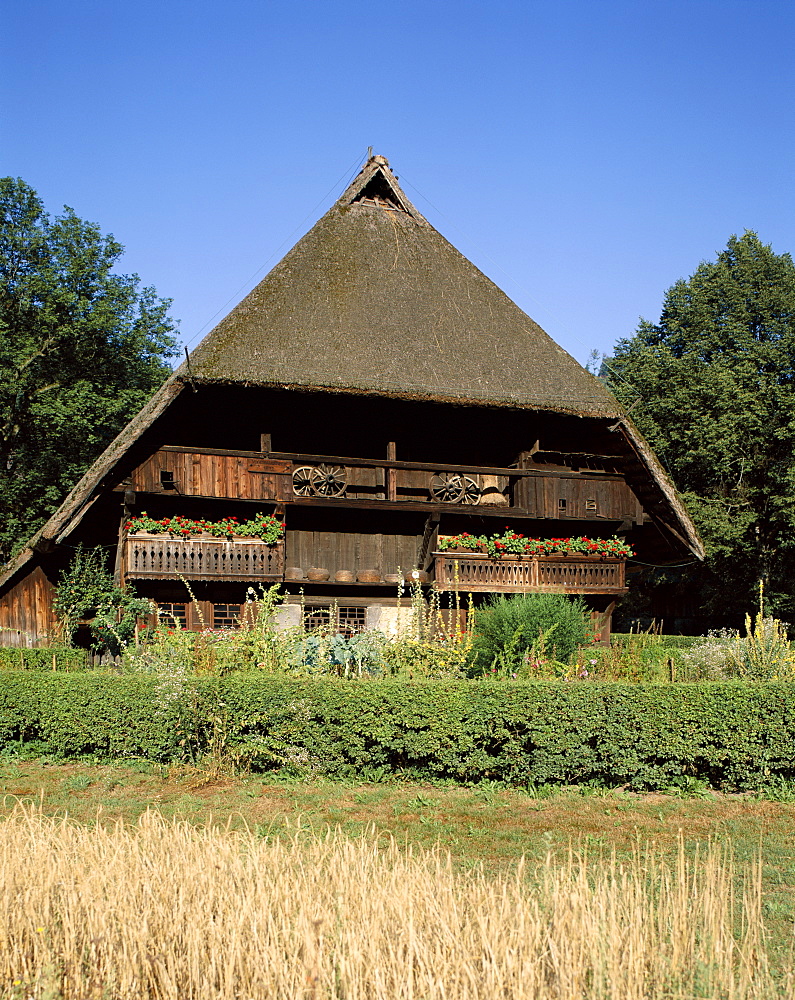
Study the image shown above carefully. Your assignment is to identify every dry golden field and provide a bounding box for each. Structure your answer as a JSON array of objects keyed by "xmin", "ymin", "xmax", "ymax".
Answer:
[{"xmin": 0, "ymin": 802, "xmax": 791, "ymax": 1000}]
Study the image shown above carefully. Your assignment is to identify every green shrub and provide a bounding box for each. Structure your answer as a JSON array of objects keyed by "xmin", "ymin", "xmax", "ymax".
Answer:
[
  {"xmin": 2, "ymin": 671, "xmax": 794, "ymax": 791},
  {"xmin": 54, "ymin": 546, "xmax": 152, "ymax": 655},
  {"xmin": 470, "ymin": 592, "xmax": 592, "ymax": 674},
  {"xmin": 611, "ymin": 634, "xmax": 703, "ymax": 650},
  {"xmin": 0, "ymin": 647, "xmax": 89, "ymax": 671}
]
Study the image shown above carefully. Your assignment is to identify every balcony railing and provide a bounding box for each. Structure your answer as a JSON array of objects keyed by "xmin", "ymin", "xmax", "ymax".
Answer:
[
  {"xmin": 432, "ymin": 552, "xmax": 627, "ymax": 595},
  {"xmin": 124, "ymin": 534, "xmax": 284, "ymax": 582}
]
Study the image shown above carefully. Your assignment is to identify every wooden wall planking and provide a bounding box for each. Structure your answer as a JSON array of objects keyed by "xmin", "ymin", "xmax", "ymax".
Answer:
[
  {"xmin": 515, "ymin": 476, "xmax": 641, "ymax": 522},
  {"xmin": 395, "ymin": 468, "xmax": 429, "ymax": 501},
  {"xmin": 129, "ymin": 449, "xmax": 289, "ymax": 500},
  {"xmin": 285, "ymin": 530, "xmax": 421, "ymax": 577},
  {"xmin": 337, "ymin": 532, "xmax": 357, "ymax": 574},
  {"xmin": 0, "ymin": 566, "xmax": 57, "ymax": 646},
  {"xmin": 357, "ymin": 533, "xmax": 380, "ymax": 573},
  {"xmin": 346, "ymin": 466, "xmax": 383, "ymax": 500}
]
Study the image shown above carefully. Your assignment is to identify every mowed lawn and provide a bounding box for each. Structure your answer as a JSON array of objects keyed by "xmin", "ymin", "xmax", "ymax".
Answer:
[{"xmin": 2, "ymin": 756, "xmax": 795, "ymax": 970}]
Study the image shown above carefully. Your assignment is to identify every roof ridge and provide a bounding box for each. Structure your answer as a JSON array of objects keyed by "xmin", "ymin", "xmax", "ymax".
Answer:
[{"xmin": 335, "ymin": 154, "xmax": 426, "ymax": 222}]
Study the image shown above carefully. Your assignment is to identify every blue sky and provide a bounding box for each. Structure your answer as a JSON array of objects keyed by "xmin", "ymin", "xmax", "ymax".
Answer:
[{"xmin": 4, "ymin": 0, "xmax": 794, "ymax": 366}]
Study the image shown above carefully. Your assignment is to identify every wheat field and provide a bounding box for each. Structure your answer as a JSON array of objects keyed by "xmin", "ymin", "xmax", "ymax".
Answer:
[{"xmin": 0, "ymin": 804, "xmax": 788, "ymax": 999}]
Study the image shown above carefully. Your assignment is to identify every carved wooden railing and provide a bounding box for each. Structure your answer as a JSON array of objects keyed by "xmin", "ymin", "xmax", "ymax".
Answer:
[
  {"xmin": 124, "ymin": 535, "xmax": 284, "ymax": 582},
  {"xmin": 432, "ymin": 552, "xmax": 627, "ymax": 594}
]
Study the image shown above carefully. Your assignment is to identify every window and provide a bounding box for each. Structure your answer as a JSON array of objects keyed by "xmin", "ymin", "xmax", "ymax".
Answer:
[
  {"xmin": 304, "ymin": 605, "xmax": 333, "ymax": 631},
  {"xmin": 159, "ymin": 469, "xmax": 176, "ymax": 490},
  {"xmin": 558, "ymin": 498, "xmax": 567, "ymax": 514},
  {"xmin": 213, "ymin": 604, "xmax": 241, "ymax": 628},
  {"xmin": 157, "ymin": 602, "xmax": 187, "ymax": 627},
  {"xmin": 337, "ymin": 606, "xmax": 367, "ymax": 637},
  {"xmin": 303, "ymin": 604, "xmax": 367, "ymax": 637},
  {"xmin": 585, "ymin": 498, "xmax": 598, "ymax": 514}
]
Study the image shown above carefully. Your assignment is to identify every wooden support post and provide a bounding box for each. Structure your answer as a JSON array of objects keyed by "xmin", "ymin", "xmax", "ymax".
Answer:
[
  {"xmin": 593, "ymin": 600, "xmax": 617, "ymax": 644},
  {"xmin": 260, "ymin": 433, "xmax": 272, "ymax": 455},
  {"xmin": 386, "ymin": 441, "xmax": 397, "ymax": 502},
  {"xmin": 113, "ymin": 514, "xmax": 127, "ymax": 588}
]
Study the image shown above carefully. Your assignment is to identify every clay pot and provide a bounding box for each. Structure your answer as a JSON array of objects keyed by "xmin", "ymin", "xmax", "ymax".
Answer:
[
  {"xmin": 383, "ymin": 573, "xmax": 402, "ymax": 585},
  {"xmin": 403, "ymin": 569, "xmax": 430, "ymax": 584},
  {"xmin": 307, "ymin": 567, "xmax": 330, "ymax": 582},
  {"xmin": 357, "ymin": 569, "xmax": 381, "ymax": 584},
  {"xmin": 334, "ymin": 569, "xmax": 355, "ymax": 583},
  {"xmin": 284, "ymin": 566, "xmax": 304, "ymax": 581}
]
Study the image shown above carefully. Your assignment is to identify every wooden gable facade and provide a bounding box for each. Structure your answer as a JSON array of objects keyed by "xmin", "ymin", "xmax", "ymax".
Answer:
[{"xmin": 0, "ymin": 155, "xmax": 703, "ymax": 645}]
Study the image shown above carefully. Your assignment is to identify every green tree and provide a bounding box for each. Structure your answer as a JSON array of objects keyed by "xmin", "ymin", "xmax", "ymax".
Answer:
[
  {"xmin": 606, "ymin": 231, "xmax": 795, "ymax": 622},
  {"xmin": 0, "ymin": 178, "xmax": 179, "ymax": 560}
]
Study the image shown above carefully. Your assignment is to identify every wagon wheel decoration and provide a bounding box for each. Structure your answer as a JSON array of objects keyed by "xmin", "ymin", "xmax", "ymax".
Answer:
[
  {"xmin": 458, "ymin": 475, "xmax": 481, "ymax": 505},
  {"xmin": 292, "ymin": 466, "xmax": 316, "ymax": 497},
  {"xmin": 430, "ymin": 473, "xmax": 465, "ymax": 504},
  {"xmin": 309, "ymin": 464, "xmax": 347, "ymax": 498}
]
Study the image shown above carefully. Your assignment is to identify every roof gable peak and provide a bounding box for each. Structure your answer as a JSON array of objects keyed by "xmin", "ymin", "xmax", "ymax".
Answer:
[{"xmin": 338, "ymin": 153, "xmax": 425, "ymax": 222}]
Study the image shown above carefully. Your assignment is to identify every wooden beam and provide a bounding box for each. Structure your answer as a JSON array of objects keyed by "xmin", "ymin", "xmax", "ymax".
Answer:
[
  {"xmin": 113, "ymin": 516, "xmax": 126, "ymax": 588},
  {"xmin": 260, "ymin": 433, "xmax": 272, "ymax": 455},
  {"xmin": 53, "ymin": 492, "xmax": 102, "ymax": 545},
  {"xmin": 159, "ymin": 444, "xmax": 264, "ymax": 458},
  {"xmin": 592, "ymin": 600, "xmax": 617, "ymax": 644},
  {"xmin": 651, "ymin": 515, "xmax": 698, "ymax": 554},
  {"xmin": 269, "ymin": 451, "xmax": 626, "ymax": 481}
]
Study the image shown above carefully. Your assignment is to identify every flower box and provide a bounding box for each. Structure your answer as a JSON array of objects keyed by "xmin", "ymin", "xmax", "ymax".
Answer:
[
  {"xmin": 437, "ymin": 532, "xmax": 633, "ymax": 560},
  {"xmin": 125, "ymin": 512, "xmax": 285, "ymax": 545}
]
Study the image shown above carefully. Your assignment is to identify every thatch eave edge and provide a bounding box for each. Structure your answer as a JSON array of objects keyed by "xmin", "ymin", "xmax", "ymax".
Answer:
[
  {"xmin": 0, "ymin": 376, "xmax": 186, "ymax": 594},
  {"xmin": 616, "ymin": 417, "xmax": 705, "ymax": 560}
]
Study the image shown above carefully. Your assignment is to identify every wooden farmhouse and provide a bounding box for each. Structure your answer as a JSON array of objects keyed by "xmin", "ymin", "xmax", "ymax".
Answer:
[{"xmin": 0, "ymin": 154, "xmax": 703, "ymax": 645}]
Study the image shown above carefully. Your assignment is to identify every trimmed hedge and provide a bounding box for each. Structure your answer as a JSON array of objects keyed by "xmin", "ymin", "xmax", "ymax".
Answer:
[
  {"xmin": 0, "ymin": 672, "xmax": 794, "ymax": 790},
  {"xmin": 0, "ymin": 673, "xmax": 183, "ymax": 760},
  {"xmin": 0, "ymin": 647, "xmax": 89, "ymax": 671}
]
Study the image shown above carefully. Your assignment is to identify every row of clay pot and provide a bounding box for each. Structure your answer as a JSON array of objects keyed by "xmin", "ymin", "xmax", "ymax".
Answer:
[{"xmin": 284, "ymin": 567, "xmax": 429, "ymax": 584}]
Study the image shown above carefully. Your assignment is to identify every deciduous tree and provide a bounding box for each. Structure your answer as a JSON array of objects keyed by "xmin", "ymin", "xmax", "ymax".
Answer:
[
  {"xmin": 0, "ymin": 177, "xmax": 179, "ymax": 560},
  {"xmin": 606, "ymin": 231, "xmax": 795, "ymax": 622}
]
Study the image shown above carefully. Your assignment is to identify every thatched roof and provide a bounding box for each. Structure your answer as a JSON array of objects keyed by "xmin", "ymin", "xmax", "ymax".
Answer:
[
  {"xmin": 181, "ymin": 155, "xmax": 619, "ymax": 416},
  {"xmin": 0, "ymin": 155, "xmax": 704, "ymax": 590}
]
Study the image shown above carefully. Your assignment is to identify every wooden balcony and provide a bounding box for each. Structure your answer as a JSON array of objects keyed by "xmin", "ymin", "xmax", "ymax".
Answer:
[
  {"xmin": 122, "ymin": 445, "xmax": 642, "ymax": 523},
  {"xmin": 124, "ymin": 534, "xmax": 284, "ymax": 582},
  {"xmin": 432, "ymin": 552, "xmax": 627, "ymax": 595}
]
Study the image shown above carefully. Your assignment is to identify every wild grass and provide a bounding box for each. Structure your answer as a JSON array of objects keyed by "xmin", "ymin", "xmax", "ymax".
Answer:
[{"xmin": 0, "ymin": 803, "xmax": 790, "ymax": 999}]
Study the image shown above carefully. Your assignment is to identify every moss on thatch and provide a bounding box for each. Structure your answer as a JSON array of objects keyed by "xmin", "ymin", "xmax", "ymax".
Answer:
[{"xmin": 182, "ymin": 157, "xmax": 619, "ymax": 417}]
